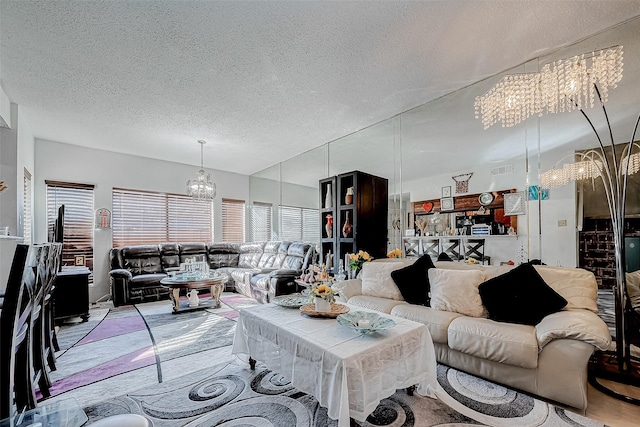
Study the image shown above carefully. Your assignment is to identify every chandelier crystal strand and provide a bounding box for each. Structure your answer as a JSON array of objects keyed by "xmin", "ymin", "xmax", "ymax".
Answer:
[
  {"xmin": 475, "ymin": 46, "xmax": 623, "ymax": 129},
  {"xmin": 187, "ymin": 140, "xmax": 216, "ymax": 201}
]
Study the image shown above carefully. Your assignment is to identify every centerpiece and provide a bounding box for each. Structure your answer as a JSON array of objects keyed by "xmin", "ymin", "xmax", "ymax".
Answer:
[
  {"xmin": 387, "ymin": 248, "xmax": 402, "ymax": 258},
  {"xmin": 309, "ymin": 283, "xmax": 336, "ymax": 312},
  {"xmin": 348, "ymin": 250, "xmax": 372, "ymax": 278}
]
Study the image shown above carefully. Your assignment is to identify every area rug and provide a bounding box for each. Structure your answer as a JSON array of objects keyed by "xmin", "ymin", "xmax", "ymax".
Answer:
[
  {"xmin": 83, "ymin": 362, "xmax": 605, "ymax": 427},
  {"xmin": 48, "ymin": 294, "xmax": 258, "ymax": 397}
]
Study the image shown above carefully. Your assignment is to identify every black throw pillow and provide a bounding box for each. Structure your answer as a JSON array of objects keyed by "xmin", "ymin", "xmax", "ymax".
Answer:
[
  {"xmin": 390, "ymin": 255, "xmax": 435, "ymax": 306},
  {"xmin": 478, "ymin": 263, "xmax": 567, "ymax": 325}
]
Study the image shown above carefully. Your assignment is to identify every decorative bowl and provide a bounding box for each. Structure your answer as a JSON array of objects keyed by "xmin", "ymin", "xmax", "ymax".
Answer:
[
  {"xmin": 336, "ymin": 311, "xmax": 396, "ymax": 334},
  {"xmin": 271, "ymin": 294, "xmax": 308, "ymax": 308}
]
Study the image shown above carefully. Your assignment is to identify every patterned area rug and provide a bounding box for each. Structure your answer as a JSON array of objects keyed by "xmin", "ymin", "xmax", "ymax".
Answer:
[
  {"xmin": 83, "ymin": 362, "xmax": 605, "ymax": 427},
  {"xmin": 49, "ymin": 293, "xmax": 258, "ymax": 397}
]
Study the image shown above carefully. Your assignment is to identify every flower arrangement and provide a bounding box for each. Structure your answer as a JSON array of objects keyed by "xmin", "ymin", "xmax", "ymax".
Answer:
[
  {"xmin": 309, "ymin": 283, "xmax": 336, "ymax": 304},
  {"xmin": 387, "ymin": 248, "xmax": 402, "ymax": 258},
  {"xmin": 349, "ymin": 250, "xmax": 372, "ymax": 274}
]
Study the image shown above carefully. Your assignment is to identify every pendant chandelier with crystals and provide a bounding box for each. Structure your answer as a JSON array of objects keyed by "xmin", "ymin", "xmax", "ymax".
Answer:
[
  {"xmin": 474, "ymin": 46, "xmax": 623, "ymax": 129},
  {"xmin": 187, "ymin": 140, "xmax": 216, "ymax": 201}
]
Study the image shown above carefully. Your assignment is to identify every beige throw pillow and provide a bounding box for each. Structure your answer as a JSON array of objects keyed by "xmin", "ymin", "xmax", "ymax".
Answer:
[
  {"xmin": 360, "ymin": 260, "xmax": 414, "ymax": 301},
  {"xmin": 429, "ymin": 268, "xmax": 487, "ymax": 318}
]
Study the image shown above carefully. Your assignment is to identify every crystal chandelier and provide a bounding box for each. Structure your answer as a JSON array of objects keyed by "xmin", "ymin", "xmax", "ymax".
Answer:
[
  {"xmin": 187, "ymin": 140, "xmax": 216, "ymax": 201},
  {"xmin": 474, "ymin": 46, "xmax": 623, "ymax": 129},
  {"xmin": 476, "ymin": 44, "xmax": 640, "ymax": 402}
]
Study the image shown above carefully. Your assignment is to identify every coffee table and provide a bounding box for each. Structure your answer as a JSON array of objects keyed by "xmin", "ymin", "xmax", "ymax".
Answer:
[
  {"xmin": 160, "ymin": 272, "xmax": 226, "ymax": 313},
  {"xmin": 232, "ymin": 303, "xmax": 437, "ymax": 426}
]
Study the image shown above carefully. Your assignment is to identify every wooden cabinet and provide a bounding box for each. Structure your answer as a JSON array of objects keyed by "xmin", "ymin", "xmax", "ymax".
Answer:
[
  {"xmin": 319, "ymin": 171, "xmax": 388, "ymax": 273},
  {"xmin": 54, "ymin": 267, "xmax": 91, "ymax": 324}
]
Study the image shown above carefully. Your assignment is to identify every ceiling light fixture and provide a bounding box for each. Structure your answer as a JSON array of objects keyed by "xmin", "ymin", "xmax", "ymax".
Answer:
[
  {"xmin": 474, "ymin": 46, "xmax": 623, "ymax": 129},
  {"xmin": 476, "ymin": 45, "xmax": 640, "ymax": 403},
  {"xmin": 187, "ymin": 140, "xmax": 216, "ymax": 201}
]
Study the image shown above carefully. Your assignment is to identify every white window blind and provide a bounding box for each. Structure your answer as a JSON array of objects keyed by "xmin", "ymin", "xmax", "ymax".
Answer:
[
  {"xmin": 46, "ymin": 181, "xmax": 95, "ymax": 269},
  {"xmin": 23, "ymin": 169, "xmax": 32, "ymax": 245},
  {"xmin": 279, "ymin": 205, "xmax": 319, "ymax": 243},
  {"xmin": 222, "ymin": 198, "xmax": 246, "ymax": 243},
  {"xmin": 251, "ymin": 201, "xmax": 272, "ymax": 241},
  {"xmin": 112, "ymin": 188, "xmax": 213, "ymax": 247}
]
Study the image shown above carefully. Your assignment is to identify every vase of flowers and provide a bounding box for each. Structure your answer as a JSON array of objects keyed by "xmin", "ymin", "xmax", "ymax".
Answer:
[
  {"xmin": 348, "ymin": 250, "xmax": 372, "ymax": 278},
  {"xmin": 387, "ymin": 248, "xmax": 402, "ymax": 258},
  {"xmin": 310, "ymin": 283, "xmax": 336, "ymax": 312}
]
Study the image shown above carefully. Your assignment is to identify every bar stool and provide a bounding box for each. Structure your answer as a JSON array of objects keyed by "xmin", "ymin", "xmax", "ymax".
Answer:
[
  {"xmin": 403, "ymin": 238, "xmax": 421, "ymax": 257},
  {"xmin": 462, "ymin": 238, "xmax": 491, "ymax": 265},
  {"xmin": 421, "ymin": 237, "xmax": 441, "ymax": 260},
  {"xmin": 441, "ymin": 238, "xmax": 463, "ymax": 262}
]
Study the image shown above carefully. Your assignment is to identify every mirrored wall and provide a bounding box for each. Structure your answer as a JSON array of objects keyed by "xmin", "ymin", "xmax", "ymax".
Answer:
[{"xmin": 250, "ymin": 17, "xmax": 640, "ymax": 270}]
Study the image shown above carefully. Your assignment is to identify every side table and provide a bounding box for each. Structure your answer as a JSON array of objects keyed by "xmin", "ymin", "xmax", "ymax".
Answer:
[{"xmin": 54, "ymin": 267, "xmax": 91, "ymax": 324}]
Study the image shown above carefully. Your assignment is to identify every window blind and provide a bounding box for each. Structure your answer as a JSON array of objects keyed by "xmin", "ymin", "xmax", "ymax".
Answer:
[
  {"xmin": 251, "ymin": 201, "xmax": 272, "ymax": 241},
  {"xmin": 23, "ymin": 169, "xmax": 32, "ymax": 244},
  {"xmin": 112, "ymin": 188, "xmax": 213, "ymax": 247},
  {"xmin": 222, "ymin": 198, "xmax": 245, "ymax": 243},
  {"xmin": 46, "ymin": 181, "xmax": 95, "ymax": 269},
  {"xmin": 278, "ymin": 205, "xmax": 319, "ymax": 243}
]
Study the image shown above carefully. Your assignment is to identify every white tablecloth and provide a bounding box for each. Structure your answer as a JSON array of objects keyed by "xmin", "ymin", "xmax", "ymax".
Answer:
[{"xmin": 232, "ymin": 303, "xmax": 437, "ymax": 426}]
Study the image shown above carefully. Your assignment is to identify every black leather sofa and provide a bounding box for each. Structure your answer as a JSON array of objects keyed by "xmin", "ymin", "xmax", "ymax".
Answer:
[{"xmin": 109, "ymin": 241, "xmax": 315, "ymax": 306}]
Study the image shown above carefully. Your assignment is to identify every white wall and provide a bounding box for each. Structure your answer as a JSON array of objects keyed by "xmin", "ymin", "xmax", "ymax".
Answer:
[
  {"xmin": 34, "ymin": 139, "xmax": 249, "ymax": 303},
  {"xmin": 400, "ymin": 158, "xmax": 528, "ymax": 265}
]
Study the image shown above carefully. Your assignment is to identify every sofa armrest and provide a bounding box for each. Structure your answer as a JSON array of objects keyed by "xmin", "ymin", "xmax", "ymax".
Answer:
[
  {"xmin": 536, "ymin": 309, "xmax": 611, "ymax": 351},
  {"xmin": 332, "ymin": 279, "xmax": 362, "ymax": 303},
  {"xmin": 109, "ymin": 269, "xmax": 133, "ymax": 280}
]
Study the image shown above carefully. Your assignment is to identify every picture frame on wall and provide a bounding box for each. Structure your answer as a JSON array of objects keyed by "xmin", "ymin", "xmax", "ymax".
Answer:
[
  {"xmin": 442, "ymin": 186, "xmax": 451, "ymax": 197},
  {"xmin": 440, "ymin": 197, "xmax": 454, "ymax": 211}
]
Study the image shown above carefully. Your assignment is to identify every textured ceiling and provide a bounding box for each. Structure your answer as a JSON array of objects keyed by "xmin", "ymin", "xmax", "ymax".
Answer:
[{"xmin": 1, "ymin": 1, "xmax": 640, "ymax": 176}]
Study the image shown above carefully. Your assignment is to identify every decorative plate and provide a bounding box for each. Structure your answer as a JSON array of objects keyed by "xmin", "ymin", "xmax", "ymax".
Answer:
[
  {"xmin": 336, "ymin": 311, "xmax": 396, "ymax": 334},
  {"xmin": 299, "ymin": 303, "xmax": 350, "ymax": 318},
  {"xmin": 272, "ymin": 294, "xmax": 308, "ymax": 308},
  {"xmin": 478, "ymin": 192, "xmax": 495, "ymax": 206}
]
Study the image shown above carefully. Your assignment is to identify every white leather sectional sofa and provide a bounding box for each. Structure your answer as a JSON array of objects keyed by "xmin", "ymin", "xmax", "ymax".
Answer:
[{"xmin": 333, "ymin": 259, "xmax": 611, "ymax": 410}]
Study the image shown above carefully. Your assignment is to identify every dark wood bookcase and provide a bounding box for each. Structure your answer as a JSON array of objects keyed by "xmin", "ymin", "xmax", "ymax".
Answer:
[{"xmin": 319, "ymin": 171, "xmax": 388, "ymax": 273}]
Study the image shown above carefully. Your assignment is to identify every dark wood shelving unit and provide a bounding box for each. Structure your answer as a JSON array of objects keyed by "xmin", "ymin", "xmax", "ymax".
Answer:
[{"xmin": 319, "ymin": 171, "xmax": 388, "ymax": 273}]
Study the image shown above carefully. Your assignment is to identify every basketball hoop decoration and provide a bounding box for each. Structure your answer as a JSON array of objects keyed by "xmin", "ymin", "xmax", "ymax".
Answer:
[{"xmin": 452, "ymin": 173, "xmax": 473, "ymax": 194}]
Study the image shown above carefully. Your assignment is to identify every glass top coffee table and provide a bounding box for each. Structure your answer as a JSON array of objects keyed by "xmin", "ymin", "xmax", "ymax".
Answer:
[
  {"xmin": 160, "ymin": 271, "xmax": 226, "ymax": 314},
  {"xmin": 0, "ymin": 398, "xmax": 87, "ymax": 427}
]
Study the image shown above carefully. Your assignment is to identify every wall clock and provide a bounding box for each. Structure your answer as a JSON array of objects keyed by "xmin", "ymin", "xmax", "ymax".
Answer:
[
  {"xmin": 503, "ymin": 192, "xmax": 526, "ymax": 215},
  {"xmin": 478, "ymin": 192, "xmax": 494, "ymax": 206}
]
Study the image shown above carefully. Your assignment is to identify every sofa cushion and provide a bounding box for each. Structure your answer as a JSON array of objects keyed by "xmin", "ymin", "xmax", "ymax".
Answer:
[
  {"xmin": 533, "ymin": 266, "xmax": 598, "ymax": 313},
  {"xmin": 361, "ymin": 260, "xmax": 414, "ymax": 301},
  {"xmin": 429, "ymin": 268, "xmax": 487, "ymax": 318},
  {"xmin": 390, "ymin": 254, "xmax": 435, "ymax": 306},
  {"xmin": 448, "ymin": 317, "xmax": 538, "ymax": 369},
  {"xmin": 347, "ymin": 295, "xmax": 407, "ymax": 314},
  {"xmin": 390, "ymin": 304, "xmax": 462, "ymax": 344},
  {"xmin": 478, "ymin": 263, "xmax": 567, "ymax": 325}
]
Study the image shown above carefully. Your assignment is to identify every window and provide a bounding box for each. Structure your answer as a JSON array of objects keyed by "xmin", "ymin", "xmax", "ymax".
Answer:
[
  {"xmin": 112, "ymin": 188, "xmax": 213, "ymax": 247},
  {"xmin": 222, "ymin": 198, "xmax": 245, "ymax": 243},
  {"xmin": 279, "ymin": 205, "xmax": 319, "ymax": 243},
  {"xmin": 23, "ymin": 169, "xmax": 32, "ymax": 244},
  {"xmin": 251, "ymin": 202, "xmax": 272, "ymax": 241},
  {"xmin": 46, "ymin": 181, "xmax": 95, "ymax": 269}
]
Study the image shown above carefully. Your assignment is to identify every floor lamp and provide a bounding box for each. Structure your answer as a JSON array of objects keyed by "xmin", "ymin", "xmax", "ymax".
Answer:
[{"xmin": 475, "ymin": 45, "xmax": 640, "ymax": 403}]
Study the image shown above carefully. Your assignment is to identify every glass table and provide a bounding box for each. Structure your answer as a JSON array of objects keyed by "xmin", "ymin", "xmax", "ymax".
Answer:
[{"xmin": 0, "ymin": 398, "xmax": 88, "ymax": 427}]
